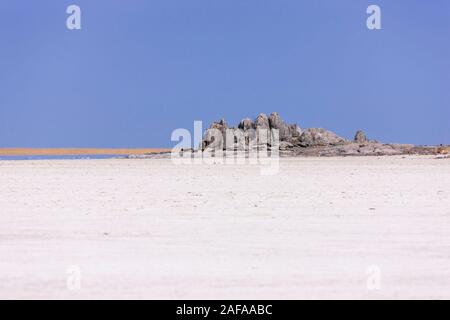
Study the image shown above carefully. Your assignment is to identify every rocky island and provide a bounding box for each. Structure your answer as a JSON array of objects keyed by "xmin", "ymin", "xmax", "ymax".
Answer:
[
  {"xmin": 129, "ymin": 112, "xmax": 447, "ymax": 159},
  {"xmin": 199, "ymin": 112, "xmax": 442, "ymax": 157}
]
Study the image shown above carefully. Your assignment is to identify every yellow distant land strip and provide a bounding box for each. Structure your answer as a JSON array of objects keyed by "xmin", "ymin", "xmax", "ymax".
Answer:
[{"xmin": 0, "ymin": 148, "xmax": 171, "ymax": 156}]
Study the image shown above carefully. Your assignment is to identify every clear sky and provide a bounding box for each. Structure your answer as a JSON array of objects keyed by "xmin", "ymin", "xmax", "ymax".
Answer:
[{"xmin": 0, "ymin": 0, "xmax": 449, "ymax": 148}]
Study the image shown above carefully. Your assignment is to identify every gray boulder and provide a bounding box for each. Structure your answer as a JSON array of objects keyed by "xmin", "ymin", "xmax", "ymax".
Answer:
[
  {"xmin": 299, "ymin": 128, "xmax": 347, "ymax": 147},
  {"xmin": 253, "ymin": 113, "xmax": 271, "ymax": 147},
  {"xmin": 202, "ymin": 118, "xmax": 228, "ymax": 150},
  {"xmin": 238, "ymin": 118, "xmax": 255, "ymax": 131},
  {"xmin": 279, "ymin": 141, "xmax": 294, "ymax": 151},
  {"xmin": 268, "ymin": 112, "xmax": 290, "ymax": 141},
  {"xmin": 255, "ymin": 113, "xmax": 270, "ymax": 129},
  {"xmin": 207, "ymin": 118, "xmax": 227, "ymax": 133}
]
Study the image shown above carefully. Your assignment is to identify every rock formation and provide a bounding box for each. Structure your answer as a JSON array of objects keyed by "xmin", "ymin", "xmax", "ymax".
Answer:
[
  {"xmin": 354, "ymin": 130, "xmax": 368, "ymax": 144},
  {"xmin": 202, "ymin": 112, "xmax": 347, "ymax": 151},
  {"xmin": 130, "ymin": 114, "xmax": 441, "ymax": 159},
  {"xmin": 298, "ymin": 128, "xmax": 347, "ymax": 147},
  {"xmin": 238, "ymin": 118, "xmax": 254, "ymax": 131},
  {"xmin": 196, "ymin": 112, "xmax": 440, "ymax": 157},
  {"xmin": 255, "ymin": 113, "xmax": 270, "ymax": 130},
  {"xmin": 268, "ymin": 112, "xmax": 290, "ymax": 141}
]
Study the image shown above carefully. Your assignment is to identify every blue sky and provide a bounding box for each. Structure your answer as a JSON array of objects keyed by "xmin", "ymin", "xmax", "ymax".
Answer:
[{"xmin": 0, "ymin": 0, "xmax": 449, "ymax": 147}]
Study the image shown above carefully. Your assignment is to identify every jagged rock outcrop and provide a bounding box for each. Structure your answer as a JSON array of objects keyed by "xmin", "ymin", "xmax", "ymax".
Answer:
[
  {"xmin": 202, "ymin": 113, "xmax": 346, "ymax": 150},
  {"xmin": 196, "ymin": 112, "xmax": 440, "ymax": 157},
  {"xmin": 268, "ymin": 112, "xmax": 291, "ymax": 141},
  {"xmin": 202, "ymin": 118, "xmax": 228, "ymax": 150},
  {"xmin": 254, "ymin": 113, "xmax": 273, "ymax": 147},
  {"xmin": 354, "ymin": 130, "xmax": 368, "ymax": 144},
  {"xmin": 238, "ymin": 118, "xmax": 255, "ymax": 131},
  {"xmin": 255, "ymin": 113, "xmax": 270, "ymax": 129}
]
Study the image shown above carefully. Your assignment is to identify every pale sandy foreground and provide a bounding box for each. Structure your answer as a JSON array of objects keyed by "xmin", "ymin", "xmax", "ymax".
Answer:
[{"xmin": 1, "ymin": 156, "xmax": 450, "ymax": 299}]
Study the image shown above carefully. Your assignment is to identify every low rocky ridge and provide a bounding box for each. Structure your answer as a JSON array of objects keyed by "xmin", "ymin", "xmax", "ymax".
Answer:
[
  {"xmin": 128, "ymin": 112, "xmax": 443, "ymax": 158},
  {"xmin": 198, "ymin": 112, "xmax": 439, "ymax": 157}
]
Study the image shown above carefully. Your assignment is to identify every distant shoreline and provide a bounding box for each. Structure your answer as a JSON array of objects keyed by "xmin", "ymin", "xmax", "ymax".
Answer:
[{"xmin": 0, "ymin": 148, "xmax": 171, "ymax": 156}]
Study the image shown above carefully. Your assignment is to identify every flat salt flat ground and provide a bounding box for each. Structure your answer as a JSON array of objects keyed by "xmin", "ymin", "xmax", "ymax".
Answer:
[{"xmin": 0, "ymin": 156, "xmax": 450, "ymax": 299}]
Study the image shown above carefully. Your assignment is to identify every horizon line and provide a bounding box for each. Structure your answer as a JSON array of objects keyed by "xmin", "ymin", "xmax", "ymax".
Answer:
[{"xmin": 0, "ymin": 148, "xmax": 171, "ymax": 156}]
